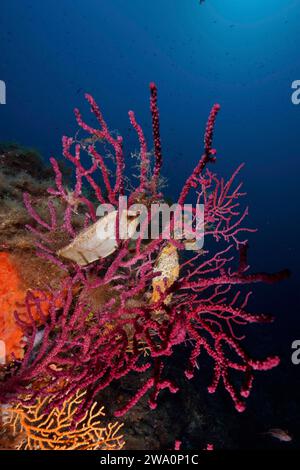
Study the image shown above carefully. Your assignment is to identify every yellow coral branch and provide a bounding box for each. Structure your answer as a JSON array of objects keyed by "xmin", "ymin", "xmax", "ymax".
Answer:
[{"xmin": 5, "ymin": 390, "xmax": 125, "ymax": 450}]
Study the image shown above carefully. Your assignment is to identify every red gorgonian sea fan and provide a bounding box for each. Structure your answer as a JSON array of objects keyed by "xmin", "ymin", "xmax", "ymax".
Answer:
[{"xmin": 0, "ymin": 83, "xmax": 288, "ymax": 417}]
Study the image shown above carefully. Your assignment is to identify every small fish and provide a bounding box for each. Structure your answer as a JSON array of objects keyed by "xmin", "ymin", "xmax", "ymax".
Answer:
[{"xmin": 264, "ymin": 428, "xmax": 292, "ymax": 442}]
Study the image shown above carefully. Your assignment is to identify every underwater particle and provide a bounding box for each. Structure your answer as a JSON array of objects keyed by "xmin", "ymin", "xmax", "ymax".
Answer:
[{"xmin": 4, "ymin": 390, "xmax": 125, "ymax": 450}]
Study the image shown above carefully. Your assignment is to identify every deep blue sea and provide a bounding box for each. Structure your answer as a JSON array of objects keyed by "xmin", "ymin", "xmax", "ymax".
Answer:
[{"xmin": 0, "ymin": 0, "xmax": 300, "ymax": 450}]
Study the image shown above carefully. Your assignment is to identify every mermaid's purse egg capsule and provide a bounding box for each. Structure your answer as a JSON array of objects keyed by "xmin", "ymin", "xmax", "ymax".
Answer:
[{"xmin": 57, "ymin": 210, "xmax": 139, "ymax": 266}]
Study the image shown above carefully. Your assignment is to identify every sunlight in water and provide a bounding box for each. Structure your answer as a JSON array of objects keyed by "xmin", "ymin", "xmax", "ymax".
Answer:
[{"xmin": 207, "ymin": 0, "xmax": 300, "ymax": 27}]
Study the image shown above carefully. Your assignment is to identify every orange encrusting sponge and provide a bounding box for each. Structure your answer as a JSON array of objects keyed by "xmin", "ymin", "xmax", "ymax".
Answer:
[{"xmin": 0, "ymin": 252, "xmax": 52, "ymax": 362}]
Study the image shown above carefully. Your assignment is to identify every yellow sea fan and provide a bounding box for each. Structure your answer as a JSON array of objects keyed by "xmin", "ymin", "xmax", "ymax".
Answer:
[{"xmin": 5, "ymin": 390, "xmax": 125, "ymax": 450}]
